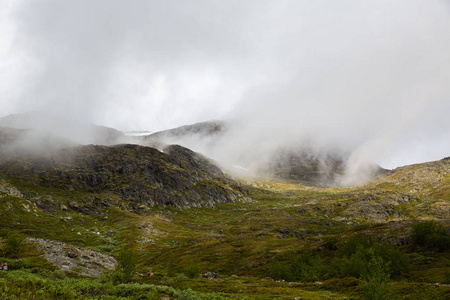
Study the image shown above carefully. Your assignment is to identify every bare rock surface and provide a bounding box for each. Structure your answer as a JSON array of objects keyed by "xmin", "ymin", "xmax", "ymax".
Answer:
[
  {"xmin": 26, "ymin": 237, "xmax": 117, "ymax": 277},
  {"xmin": 0, "ymin": 178, "xmax": 23, "ymax": 198}
]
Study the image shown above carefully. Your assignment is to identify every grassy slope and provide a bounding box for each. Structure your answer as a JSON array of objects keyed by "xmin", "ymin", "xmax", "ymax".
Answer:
[{"xmin": 0, "ymin": 158, "xmax": 449, "ymax": 299}]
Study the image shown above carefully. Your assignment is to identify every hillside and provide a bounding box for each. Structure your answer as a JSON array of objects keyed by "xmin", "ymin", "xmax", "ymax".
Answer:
[
  {"xmin": 0, "ymin": 143, "xmax": 247, "ymax": 210},
  {"xmin": 0, "ymin": 139, "xmax": 449, "ymax": 298}
]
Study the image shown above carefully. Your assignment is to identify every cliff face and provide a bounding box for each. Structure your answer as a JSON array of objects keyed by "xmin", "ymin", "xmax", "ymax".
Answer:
[{"xmin": 0, "ymin": 144, "xmax": 247, "ymax": 211}]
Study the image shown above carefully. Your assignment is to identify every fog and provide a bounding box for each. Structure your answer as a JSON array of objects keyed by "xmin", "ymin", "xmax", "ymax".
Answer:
[{"xmin": 1, "ymin": 0, "xmax": 450, "ymax": 180}]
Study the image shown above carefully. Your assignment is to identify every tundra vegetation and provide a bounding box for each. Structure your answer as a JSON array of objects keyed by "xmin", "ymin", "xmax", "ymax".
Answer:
[{"xmin": 0, "ymin": 144, "xmax": 449, "ymax": 299}]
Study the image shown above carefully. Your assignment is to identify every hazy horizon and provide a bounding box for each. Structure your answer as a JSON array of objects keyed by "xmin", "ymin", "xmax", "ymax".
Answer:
[{"xmin": 1, "ymin": 0, "xmax": 449, "ymax": 170}]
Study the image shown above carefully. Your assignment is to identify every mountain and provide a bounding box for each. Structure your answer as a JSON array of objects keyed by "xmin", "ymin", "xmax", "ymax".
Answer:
[{"xmin": 0, "ymin": 117, "xmax": 449, "ymax": 298}]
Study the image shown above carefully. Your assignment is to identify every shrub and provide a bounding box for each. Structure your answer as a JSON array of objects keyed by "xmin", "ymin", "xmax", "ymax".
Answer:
[
  {"xmin": 269, "ymin": 249, "xmax": 327, "ymax": 282},
  {"xmin": 338, "ymin": 233, "xmax": 375, "ymax": 257},
  {"xmin": 115, "ymin": 247, "xmax": 138, "ymax": 283},
  {"xmin": 338, "ymin": 247, "xmax": 371, "ymax": 278},
  {"xmin": 361, "ymin": 256, "xmax": 392, "ymax": 300},
  {"xmin": 323, "ymin": 236, "xmax": 338, "ymax": 250},
  {"xmin": 268, "ymin": 262, "xmax": 293, "ymax": 282},
  {"xmin": 166, "ymin": 262, "xmax": 177, "ymax": 277},
  {"xmin": 290, "ymin": 249, "xmax": 327, "ymax": 282},
  {"xmin": 335, "ymin": 234, "xmax": 409, "ymax": 279},
  {"xmin": 443, "ymin": 270, "xmax": 450, "ymax": 284},
  {"xmin": 401, "ymin": 284, "xmax": 445, "ymax": 300},
  {"xmin": 322, "ymin": 277, "xmax": 360, "ymax": 290},
  {"xmin": 410, "ymin": 221, "xmax": 450, "ymax": 251},
  {"xmin": 184, "ymin": 265, "xmax": 200, "ymax": 279},
  {"xmin": 371, "ymin": 242, "xmax": 409, "ymax": 277},
  {"xmin": 116, "ymin": 283, "xmax": 158, "ymax": 298},
  {"xmin": 3, "ymin": 234, "xmax": 25, "ymax": 258},
  {"xmin": 2, "ymin": 258, "xmax": 31, "ymax": 270}
]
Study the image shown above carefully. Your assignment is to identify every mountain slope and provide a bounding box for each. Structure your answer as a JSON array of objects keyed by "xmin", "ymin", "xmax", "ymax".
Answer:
[
  {"xmin": 0, "ymin": 144, "xmax": 247, "ymax": 211},
  {"xmin": 0, "ymin": 150, "xmax": 449, "ymax": 298}
]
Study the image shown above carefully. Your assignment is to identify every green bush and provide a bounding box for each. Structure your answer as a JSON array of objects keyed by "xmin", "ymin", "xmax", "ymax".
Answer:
[
  {"xmin": 400, "ymin": 284, "xmax": 445, "ymax": 300},
  {"xmin": 322, "ymin": 277, "xmax": 360, "ymax": 290},
  {"xmin": 268, "ymin": 262, "xmax": 293, "ymax": 282},
  {"xmin": 335, "ymin": 234, "xmax": 409, "ymax": 279},
  {"xmin": 116, "ymin": 283, "xmax": 158, "ymax": 298},
  {"xmin": 2, "ymin": 258, "xmax": 32, "ymax": 270},
  {"xmin": 338, "ymin": 233, "xmax": 376, "ymax": 257},
  {"xmin": 411, "ymin": 221, "xmax": 450, "ymax": 251},
  {"xmin": 184, "ymin": 265, "xmax": 200, "ymax": 279},
  {"xmin": 338, "ymin": 247, "xmax": 372, "ymax": 278},
  {"xmin": 269, "ymin": 249, "xmax": 327, "ymax": 282},
  {"xmin": 3, "ymin": 234, "xmax": 25, "ymax": 258},
  {"xmin": 166, "ymin": 262, "xmax": 177, "ymax": 277},
  {"xmin": 290, "ymin": 249, "xmax": 327, "ymax": 282},
  {"xmin": 371, "ymin": 242, "xmax": 409, "ymax": 277},
  {"xmin": 361, "ymin": 256, "xmax": 392, "ymax": 300},
  {"xmin": 115, "ymin": 247, "xmax": 138, "ymax": 283}
]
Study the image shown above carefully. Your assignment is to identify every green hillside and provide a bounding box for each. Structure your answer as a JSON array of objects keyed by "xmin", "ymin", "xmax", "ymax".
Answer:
[{"xmin": 0, "ymin": 146, "xmax": 449, "ymax": 299}]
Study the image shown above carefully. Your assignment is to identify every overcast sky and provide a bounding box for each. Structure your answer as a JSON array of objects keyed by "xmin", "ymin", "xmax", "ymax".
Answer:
[{"xmin": 1, "ymin": 0, "xmax": 449, "ymax": 169}]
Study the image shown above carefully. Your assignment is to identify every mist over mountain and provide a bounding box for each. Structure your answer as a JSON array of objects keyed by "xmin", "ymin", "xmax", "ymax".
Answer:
[
  {"xmin": 1, "ymin": 1, "xmax": 449, "ymax": 172},
  {"xmin": 0, "ymin": 111, "xmax": 124, "ymax": 146},
  {"xmin": 0, "ymin": 111, "xmax": 386, "ymax": 186},
  {"xmin": 139, "ymin": 119, "xmax": 387, "ymax": 186},
  {"xmin": 1, "ymin": 3, "xmax": 449, "ymax": 297}
]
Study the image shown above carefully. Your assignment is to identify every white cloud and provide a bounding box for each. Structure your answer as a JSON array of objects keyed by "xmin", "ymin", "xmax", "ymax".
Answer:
[{"xmin": 0, "ymin": 0, "xmax": 449, "ymax": 169}]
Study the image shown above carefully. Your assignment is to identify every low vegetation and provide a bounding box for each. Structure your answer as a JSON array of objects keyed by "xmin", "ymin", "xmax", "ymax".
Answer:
[{"xmin": 0, "ymin": 156, "xmax": 449, "ymax": 299}]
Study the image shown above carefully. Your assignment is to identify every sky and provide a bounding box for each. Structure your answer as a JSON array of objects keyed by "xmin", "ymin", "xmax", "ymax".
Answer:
[{"xmin": 1, "ymin": 0, "xmax": 449, "ymax": 170}]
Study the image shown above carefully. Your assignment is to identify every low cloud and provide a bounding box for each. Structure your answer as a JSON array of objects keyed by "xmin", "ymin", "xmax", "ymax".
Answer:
[{"xmin": 0, "ymin": 0, "xmax": 449, "ymax": 178}]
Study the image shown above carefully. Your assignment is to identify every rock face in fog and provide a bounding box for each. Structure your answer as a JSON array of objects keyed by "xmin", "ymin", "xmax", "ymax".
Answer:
[
  {"xmin": 0, "ymin": 144, "xmax": 247, "ymax": 211},
  {"xmin": 262, "ymin": 147, "xmax": 346, "ymax": 185}
]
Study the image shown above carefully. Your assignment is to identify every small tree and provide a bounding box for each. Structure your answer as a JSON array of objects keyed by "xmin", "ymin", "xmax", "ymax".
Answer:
[{"xmin": 362, "ymin": 256, "xmax": 392, "ymax": 300}]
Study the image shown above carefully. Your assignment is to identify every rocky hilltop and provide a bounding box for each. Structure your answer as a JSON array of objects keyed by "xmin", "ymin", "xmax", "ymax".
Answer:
[{"xmin": 0, "ymin": 143, "xmax": 247, "ymax": 211}]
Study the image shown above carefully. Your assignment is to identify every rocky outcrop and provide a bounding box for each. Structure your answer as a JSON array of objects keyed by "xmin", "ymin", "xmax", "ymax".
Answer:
[
  {"xmin": 0, "ymin": 144, "xmax": 248, "ymax": 211},
  {"xmin": 26, "ymin": 237, "xmax": 117, "ymax": 277},
  {"xmin": 0, "ymin": 178, "xmax": 23, "ymax": 198},
  {"xmin": 338, "ymin": 192, "xmax": 421, "ymax": 223}
]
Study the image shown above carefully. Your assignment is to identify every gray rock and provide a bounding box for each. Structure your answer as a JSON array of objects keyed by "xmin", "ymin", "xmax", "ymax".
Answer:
[
  {"xmin": 202, "ymin": 272, "xmax": 219, "ymax": 279},
  {"xmin": 26, "ymin": 237, "xmax": 117, "ymax": 277}
]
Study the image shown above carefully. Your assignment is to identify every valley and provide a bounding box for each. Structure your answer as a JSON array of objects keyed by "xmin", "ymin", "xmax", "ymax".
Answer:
[{"xmin": 0, "ymin": 143, "xmax": 449, "ymax": 299}]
